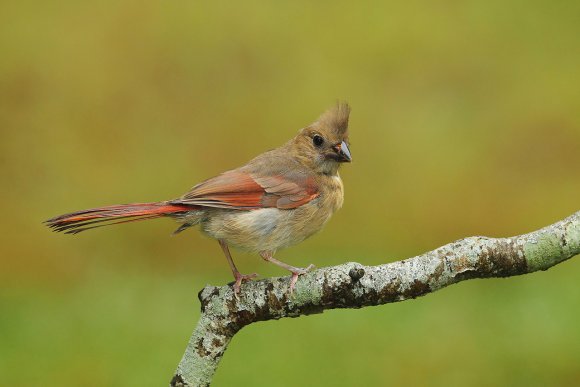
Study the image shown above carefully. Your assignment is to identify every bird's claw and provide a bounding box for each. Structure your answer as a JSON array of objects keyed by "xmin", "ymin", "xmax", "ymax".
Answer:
[
  {"xmin": 233, "ymin": 272, "xmax": 258, "ymax": 297},
  {"xmin": 289, "ymin": 264, "xmax": 316, "ymax": 296}
]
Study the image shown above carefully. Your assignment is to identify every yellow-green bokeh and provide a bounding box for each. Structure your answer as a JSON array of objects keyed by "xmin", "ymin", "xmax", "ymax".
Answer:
[{"xmin": 1, "ymin": 1, "xmax": 579, "ymax": 386}]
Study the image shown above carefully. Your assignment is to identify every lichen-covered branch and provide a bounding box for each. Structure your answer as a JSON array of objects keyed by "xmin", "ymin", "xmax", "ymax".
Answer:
[{"xmin": 171, "ymin": 211, "xmax": 580, "ymax": 386}]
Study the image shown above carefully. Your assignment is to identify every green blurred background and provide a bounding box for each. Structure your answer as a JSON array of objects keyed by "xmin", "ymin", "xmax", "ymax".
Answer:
[{"xmin": 1, "ymin": 1, "xmax": 579, "ymax": 386}]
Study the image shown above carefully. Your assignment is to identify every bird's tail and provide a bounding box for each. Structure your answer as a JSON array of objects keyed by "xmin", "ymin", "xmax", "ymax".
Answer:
[{"xmin": 45, "ymin": 202, "xmax": 193, "ymax": 234}]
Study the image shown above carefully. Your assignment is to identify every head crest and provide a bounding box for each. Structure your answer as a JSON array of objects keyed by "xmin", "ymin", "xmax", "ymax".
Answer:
[{"xmin": 314, "ymin": 102, "xmax": 350, "ymax": 137}]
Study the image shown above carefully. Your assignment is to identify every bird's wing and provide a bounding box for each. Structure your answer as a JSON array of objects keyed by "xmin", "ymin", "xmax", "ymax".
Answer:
[{"xmin": 172, "ymin": 170, "xmax": 319, "ymax": 210}]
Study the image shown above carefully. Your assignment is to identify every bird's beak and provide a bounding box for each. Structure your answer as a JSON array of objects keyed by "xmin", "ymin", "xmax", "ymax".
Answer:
[{"xmin": 333, "ymin": 141, "xmax": 352, "ymax": 163}]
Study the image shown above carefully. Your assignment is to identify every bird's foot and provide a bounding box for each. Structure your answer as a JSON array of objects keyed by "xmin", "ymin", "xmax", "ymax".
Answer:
[
  {"xmin": 289, "ymin": 264, "xmax": 316, "ymax": 296},
  {"xmin": 233, "ymin": 272, "xmax": 258, "ymax": 296}
]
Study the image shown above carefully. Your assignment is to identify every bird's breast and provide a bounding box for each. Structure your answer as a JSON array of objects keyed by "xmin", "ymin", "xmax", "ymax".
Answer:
[{"xmin": 320, "ymin": 174, "xmax": 344, "ymax": 213}]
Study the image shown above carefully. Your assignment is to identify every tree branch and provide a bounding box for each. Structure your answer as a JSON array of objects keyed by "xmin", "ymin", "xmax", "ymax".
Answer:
[{"xmin": 170, "ymin": 211, "xmax": 580, "ymax": 386}]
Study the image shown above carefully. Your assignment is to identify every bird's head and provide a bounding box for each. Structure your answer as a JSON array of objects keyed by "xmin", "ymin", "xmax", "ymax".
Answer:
[{"xmin": 292, "ymin": 102, "xmax": 352, "ymax": 175}]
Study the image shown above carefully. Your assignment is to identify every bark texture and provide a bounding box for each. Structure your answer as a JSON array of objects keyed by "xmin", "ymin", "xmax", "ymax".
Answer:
[{"xmin": 171, "ymin": 211, "xmax": 580, "ymax": 386}]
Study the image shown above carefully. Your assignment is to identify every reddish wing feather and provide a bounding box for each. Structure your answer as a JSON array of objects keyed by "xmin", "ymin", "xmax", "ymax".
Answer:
[
  {"xmin": 177, "ymin": 171, "xmax": 265, "ymax": 209},
  {"xmin": 174, "ymin": 170, "xmax": 319, "ymax": 210},
  {"xmin": 252, "ymin": 175, "xmax": 319, "ymax": 209}
]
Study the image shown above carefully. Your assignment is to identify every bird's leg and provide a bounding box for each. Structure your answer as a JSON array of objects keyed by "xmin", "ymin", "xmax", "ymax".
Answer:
[
  {"xmin": 219, "ymin": 240, "xmax": 257, "ymax": 295},
  {"xmin": 259, "ymin": 251, "xmax": 315, "ymax": 294}
]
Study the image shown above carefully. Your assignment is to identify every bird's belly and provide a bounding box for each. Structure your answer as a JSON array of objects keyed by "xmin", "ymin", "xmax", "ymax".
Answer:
[{"xmin": 200, "ymin": 201, "xmax": 332, "ymax": 252}]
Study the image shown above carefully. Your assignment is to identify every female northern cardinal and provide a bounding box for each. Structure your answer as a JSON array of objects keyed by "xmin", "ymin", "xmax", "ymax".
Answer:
[{"xmin": 46, "ymin": 103, "xmax": 352, "ymax": 294}]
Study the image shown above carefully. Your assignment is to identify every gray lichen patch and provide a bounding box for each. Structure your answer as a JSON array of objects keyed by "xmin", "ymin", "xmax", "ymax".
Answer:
[
  {"xmin": 524, "ymin": 213, "xmax": 580, "ymax": 272},
  {"xmin": 565, "ymin": 217, "xmax": 580, "ymax": 252},
  {"xmin": 524, "ymin": 232, "xmax": 565, "ymax": 272},
  {"xmin": 291, "ymin": 270, "xmax": 324, "ymax": 307}
]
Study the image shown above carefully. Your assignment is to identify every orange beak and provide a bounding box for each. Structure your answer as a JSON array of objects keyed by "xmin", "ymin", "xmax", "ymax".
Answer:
[{"xmin": 332, "ymin": 141, "xmax": 352, "ymax": 162}]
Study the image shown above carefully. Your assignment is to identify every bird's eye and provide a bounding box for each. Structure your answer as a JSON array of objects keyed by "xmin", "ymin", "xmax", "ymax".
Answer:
[{"xmin": 312, "ymin": 135, "xmax": 324, "ymax": 147}]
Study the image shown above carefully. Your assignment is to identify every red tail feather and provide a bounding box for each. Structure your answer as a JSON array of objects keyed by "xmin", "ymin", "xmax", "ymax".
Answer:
[{"xmin": 45, "ymin": 202, "xmax": 193, "ymax": 234}]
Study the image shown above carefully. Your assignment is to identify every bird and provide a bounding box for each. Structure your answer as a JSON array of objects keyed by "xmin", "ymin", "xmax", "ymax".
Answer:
[{"xmin": 45, "ymin": 103, "xmax": 352, "ymax": 295}]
